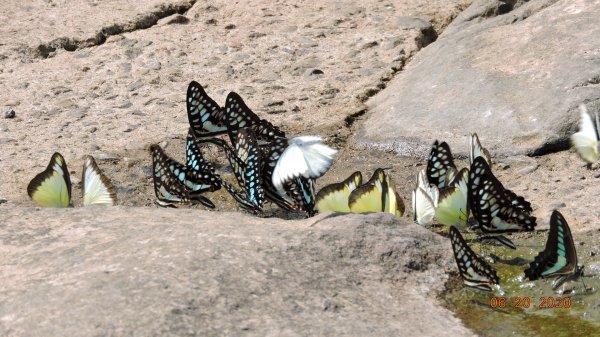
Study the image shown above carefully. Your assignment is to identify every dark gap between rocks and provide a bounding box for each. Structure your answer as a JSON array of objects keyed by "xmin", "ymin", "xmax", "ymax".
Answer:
[{"xmin": 33, "ymin": 1, "xmax": 198, "ymax": 59}]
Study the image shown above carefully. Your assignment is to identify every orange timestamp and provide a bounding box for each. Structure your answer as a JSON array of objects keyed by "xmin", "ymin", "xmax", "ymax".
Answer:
[{"xmin": 488, "ymin": 296, "xmax": 572, "ymax": 309}]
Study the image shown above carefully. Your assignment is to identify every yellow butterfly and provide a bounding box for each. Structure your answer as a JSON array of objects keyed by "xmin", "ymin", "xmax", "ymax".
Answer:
[
  {"xmin": 28, "ymin": 153, "xmax": 117, "ymax": 207},
  {"xmin": 348, "ymin": 168, "xmax": 404, "ymax": 217},
  {"xmin": 315, "ymin": 171, "xmax": 362, "ymax": 213}
]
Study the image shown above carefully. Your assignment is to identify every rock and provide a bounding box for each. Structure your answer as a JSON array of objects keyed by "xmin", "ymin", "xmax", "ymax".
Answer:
[
  {"xmin": 4, "ymin": 109, "xmax": 15, "ymax": 118},
  {"xmin": 357, "ymin": 0, "xmax": 600, "ymax": 157},
  {"xmin": 157, "ymin": 14, "xmax": 190, "ymax": 26},
  {"xmin": 0, "ymin": 210, "xmax": 472, "ymax": 337},
  {"xmin": 126, "ymin": 80, "xmax": 144, "ymax": 92}
]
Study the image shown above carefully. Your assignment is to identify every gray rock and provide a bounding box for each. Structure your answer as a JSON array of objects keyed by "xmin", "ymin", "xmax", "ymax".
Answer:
[
  {"xmin": 0, "ymin": 210, "xmax": 472, "ymax": 337},
  {"xmin": 357, "ymin": 0, "xmax": 600, "ymax": 157},
  {"xmin": 127, "ymin": 80, "xmax": 144, "ymax": 92}
]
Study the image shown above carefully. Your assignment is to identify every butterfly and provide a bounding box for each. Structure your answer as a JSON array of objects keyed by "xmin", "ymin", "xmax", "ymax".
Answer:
[
  {"xmin": 315, "ymin": 171, "xmax": 362, "ymax": 213},
  {"xmin": 524, "ymin": 210, "xmax": 584, "ymax": 290},
  {"xmin": 224, "ymin": 91, "xmax": 286, "ymax": 146},
  {"xmin": 435, "ymin": 168, "xmax": 469, "ymax": 229},
  {"xmin": 193, "ymin": 128, "xmax": 265, "ymax": 210},
  {"xmin": 468, "ymin": 157, "xmax": 536, "ymax": 234},
  {"xmin": 272, "ymin": 136, "xmax": 337, "ymax": 193},
  {"xmin": 412, "ymin": 169, "xmax": 439, "ymax": 225},
  {"xmin": 28, "ymin": 152, "xmax": 117, "ymax": 208},
  {"xmin": 426, "ymin": 140, "xmax": 458, "ymax": 190},
  {"xmin": 348, "ymin": 168, "xmax": 405, "ymax": 217},
  {"xmin": 186, "ymin": 81, "xmax": 228, "ymax": 139},
  {"xmin": 570, "ymin": 104, "xmax": 600, "ymax": 164},
  {"xmin": 449, "ymin": 225, "xmax": 500, "ymax": 291},
  {"xmin": 469, "ymin": 133, "xmax": 492, "ymax": 166},
  {"xmin": 149, "ymin": 144, "xmax": 216, "ymax": 208}
]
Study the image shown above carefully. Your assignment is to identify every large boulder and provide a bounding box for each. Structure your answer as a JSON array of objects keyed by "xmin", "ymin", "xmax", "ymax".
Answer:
[
  {"xmin": 356, "ymin": 0, "xmax": 600, "ymax": 157},
  {"xmin": 0, "ymin": 208, "xmax": 472, "ymax": 336}
]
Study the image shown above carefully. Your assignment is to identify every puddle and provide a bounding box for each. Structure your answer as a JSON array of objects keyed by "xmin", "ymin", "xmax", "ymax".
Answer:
[{"xmin": 441, "ymin": 231, "xmax": 600, "ymax": 336}]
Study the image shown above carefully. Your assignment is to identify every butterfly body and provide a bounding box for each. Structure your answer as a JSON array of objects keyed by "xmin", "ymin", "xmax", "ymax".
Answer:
[{"xmin": 348, "ymin": 169, "xmax": 404, "ymax": 217}]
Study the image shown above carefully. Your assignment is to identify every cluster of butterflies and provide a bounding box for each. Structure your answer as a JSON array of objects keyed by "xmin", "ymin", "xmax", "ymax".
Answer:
[
  {"xmin": 314, "ymin": 168, "xmax": 405, "ymax": 217},
  {"xmin": 28, "ymin": 153, "xmax": 117, "ymax": 207},
  {"xmin": 148, "ymin": 81, "xmax": 337, "ymax": 216},
  {"xmin": 411, "ymin": 133, "xmax": 585, "ymax": 292}
]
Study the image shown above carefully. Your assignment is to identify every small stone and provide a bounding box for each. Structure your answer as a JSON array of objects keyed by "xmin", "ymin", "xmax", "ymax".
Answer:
[
  {"xmin": 549, "ymin": 202, "xmax": 566, "ymax": 209},
  {"xmin": 224, "ymin": 24, "xmax": 236, "ymax": 30},
  {"xmin": 4, "ymin": 109, "xmax": 15, "ymax": 119},
  {"xmin": 157, "ymin": 14, "xmax": 189, "ymax": 26},
  {"xmin": 248, "ymin": 31, "xmax": 266, "ymax": 38},
  {"xmin": 305, "ymin": 68, "xmax": 324, "ymax": 77},
  {"xmin": 517, "ymin": 165, "xmax": 538, "ymax": 175},
  {"xmin": 127, "ymin": 80, "xmax": 144, "ymax": 92},
  {"xmin": 0, "ymin": 197, "xmax": 7, "ymax": 204}
]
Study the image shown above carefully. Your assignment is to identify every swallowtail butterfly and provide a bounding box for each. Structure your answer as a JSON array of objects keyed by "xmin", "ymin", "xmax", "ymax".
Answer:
[
  {"xmin": 524, "ymin": 210, "xmax": 584, "ymax": 290},
  {"xmin": 187, "ymin": 81, "xmax": 228, "ymax": 138},
  {"xmin": 149, "ymin": 144, "xmax": 215, "ymax": 208},
  {"xmin": 468, "ymin": 157, "xmax": 536, "ymax": 233},
  {"xmin": 450, "ymin": 225, "xmax": 500, "ymax": 292},
  {"xmin": 412, "ymin": 169, "xmax": 438, "ymax": 225},
  {"xmin": 426, "ymin": 140, "xmax": 458, "ymax": 190}
]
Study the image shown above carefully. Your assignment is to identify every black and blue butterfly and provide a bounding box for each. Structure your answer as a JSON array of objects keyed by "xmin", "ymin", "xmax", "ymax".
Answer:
[
  {"xmin": 449, "ymin": 225, "xmax": 500, "ymax": 292},
  {"xmin": 524, "ymin": 210, "xmax": 584, "ymax": 291}
]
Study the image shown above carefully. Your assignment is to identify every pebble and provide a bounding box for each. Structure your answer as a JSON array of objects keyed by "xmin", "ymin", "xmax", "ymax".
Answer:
[
  {"xmin": 127, "ymin": 80, "xmax": 144, "ymax": 92},
  {"xmin": 549, "ymin": 202, "xmax": 566, "ymax": 209},
  {"xmin": 517, "ymin": 164, "xmax": 539, "ymax": 175},
  {"xmin": 4, "ymin": 109, "xmax": 15, "ymax": 119},
  {"xmin": 0, "ymin": 197, "xmax": 7, "ymax": 204}
]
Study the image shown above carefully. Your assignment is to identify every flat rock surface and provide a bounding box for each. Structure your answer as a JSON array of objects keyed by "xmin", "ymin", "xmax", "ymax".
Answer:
[
  {"xmin": 0, "ymin": 209, "xmax": 472, "ymax": 337},
  {"xmin": 357, "ymin": 0, "xmax": 600, "ymax": 156}
]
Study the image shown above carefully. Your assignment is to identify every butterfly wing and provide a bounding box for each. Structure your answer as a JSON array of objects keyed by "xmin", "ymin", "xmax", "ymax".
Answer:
[
  {"xmin": 426, "ymin": 140, "xmax": 457, "ymax": 189},
  {"xmin": 449, "ymin": 226, "xmax": 500, "ymax": 291},
  {"xmin": 82, "ymin": 155, "xmax": 117, "ymax": 206},
  {"xmin": 234, "ymin": 128, "xmax": 264, "ymax": 208},
  {"xmin": 570, "ymin": 104, "xmax": 599, "ymax": 164},
  {"xmin": 469, "ymin": 133, "xmax": 492, "ymax": 166},
  {"xmin": 218, "ymin": 179, "xmax": 262, "ymax": 214},
  {"xmin": 524, "ymin": 210, "xmax": 578, "ymax": 281},
  {"xmin": 187, "ymin": 81, "xmax": 227, "ymax": 138},
  {"xmin": 384, "ymin": 172, "xmax": 405, "ymax": 217},
  {"xmin": 315, "ymin": 171, "xmax": 362, "ymax": 213},
  {"xmin": 149, "ymin": 145, "xmax": 215, "ymax": 208},
  {"xmin": 412, "ymin": 187, "xmax": 436, "ymax": 225},
  {"xmin": 224, "ymin": 91, "xmax": 285, "ymax": 145},
  {"xmin": 435, "ymin": 186, "xmax": 468, "ymax": 229},
  {"xmin": 348, "ymin": 169, "xmax": 386, "ymax": 214},
  {"xmin": 27, "ymin": 152, "xmax": 72, "ymax": 208},
  {"xmin": 272, "ymin": 136, "xmax": 337, "ymax": 191},
  {"xmin": 185, "ymin": 130, "xmax": 221, "ymax": 192},
  {"xmin": 468, "ymin": 157, "xmax": 536, "ymax": 233}
]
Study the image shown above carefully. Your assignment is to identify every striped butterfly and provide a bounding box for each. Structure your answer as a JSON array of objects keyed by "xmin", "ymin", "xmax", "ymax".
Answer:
[
  {"xmin": 28, "ymin": 152, "xmax": 117, "ymax": 207},
  {"xmin": 426, "ymin": 140, "xmax": 458, "ymax": 190},
  {"xmin": 570, "ymin": 104, "xmax": 600, "ymax": 164},
  {"xmin": 349, "ymin": 168, "xmax": 405, "ymax": 217},
  {"xmin": 524, "ymin": 210, "xmax": 584, "ymax": 290},
  {"xmin": 449, "ymin": 225, "xmax": 500, "ymax": 292},
  {"xmin": 149, "ymin": 144, "xmax": 215, "ymax": 208},
  {"xmin": 315, "ymin": 171, "xmax": 362, "ymax": 213},
  {"xmin": 186, "ymin": 81, "xmax": 228, "ymax": 139},
  {"xmin": 468, "ymin": 157, "xmax": 536, "ymax": 234},
  {"xmin": 195, "ymin": 129, "xmax": 265, "ymax": 210}
]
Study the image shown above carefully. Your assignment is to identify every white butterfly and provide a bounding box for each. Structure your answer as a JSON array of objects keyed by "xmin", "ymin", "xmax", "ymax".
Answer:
[
  {"xmin": 272, "ymin": 136, "xmax": 337, "ymax": 191},
  {"xmin": 469, "ymin": 133, "xmax": 492, "ymax": 166},
  {"xmin": 571, "ymin": 104, "xmax": 600, "ymax": 164},
  {"xmin": 412, "ymin": 169, "xmax": 439, "ymax": 225},
  {"xmin": 82, "ymin": 155, "xmax": 118, "ymax": 206}
]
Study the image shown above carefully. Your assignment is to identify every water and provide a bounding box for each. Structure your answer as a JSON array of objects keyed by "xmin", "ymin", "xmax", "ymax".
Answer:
[{"xmin": 442, "ymin": 231, "xmax": 600, "ymax": 336}]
